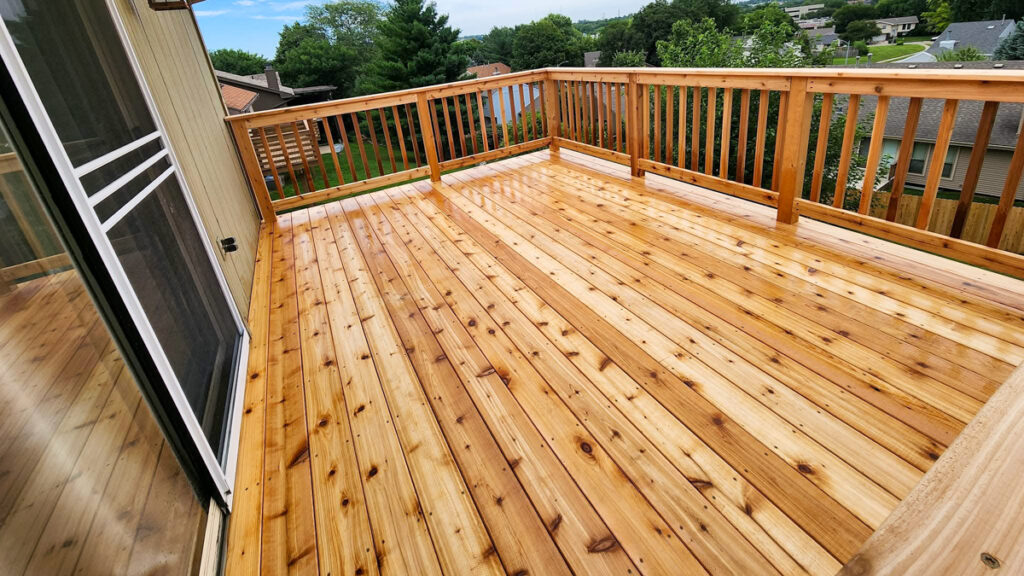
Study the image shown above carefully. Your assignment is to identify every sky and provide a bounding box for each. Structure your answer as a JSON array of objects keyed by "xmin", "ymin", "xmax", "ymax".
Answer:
[{"xmin": 194, "ymin": 0, "xmax": 651, "ymax": 58}]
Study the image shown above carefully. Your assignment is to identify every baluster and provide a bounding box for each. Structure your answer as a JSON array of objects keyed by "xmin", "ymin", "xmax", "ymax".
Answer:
[
  {"xmin": 858, "ymin": 96, "xmax": 890, "ymax": 214},
  {"xmin": 809, "ymin": 93, "xmax": 834, "ymax": 203},
  {"xmin": 753, "ymin": 89, "xmax": 769, "ymax": 188},
  {"xmin": 832, "ymin": 94, "xmax": 861, "ymax": 208},
  {"xmin": 720, "ymin": 88, "xmax": 733, "ymax": 179},
  {"xmin": 886, "ymin": 97, "xmax": 924, "ymax": 221},
  {"xmin": 916, "ymin": 99, "xmax": 959, "ymax": 229},
  {"xmin": 736, "ymin": 89, "xmax": 750, "ymax": 183},
  {"xmin": 950, "ymin": 101, "xmax": 997, "ymax": 236}
]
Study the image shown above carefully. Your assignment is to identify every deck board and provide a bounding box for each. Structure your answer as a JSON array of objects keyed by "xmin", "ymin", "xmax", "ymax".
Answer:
[{"xmin": 229, "ymin": 150, "xmax": 1024, "ymax": 576}]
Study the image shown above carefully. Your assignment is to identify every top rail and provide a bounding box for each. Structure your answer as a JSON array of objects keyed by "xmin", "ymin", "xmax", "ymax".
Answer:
[{"xmin": 226, "ymin": 66, "xmax": 1024, "ymax": 279}]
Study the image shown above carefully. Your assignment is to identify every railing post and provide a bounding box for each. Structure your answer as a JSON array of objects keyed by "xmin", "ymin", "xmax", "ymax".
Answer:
[
  {"xmin": 627, "ymin": 73, "xmax": 644, "ymax": 178},
  {"xmin": 544, "ymin": 75, "xmax": 560, "ymax": 151},
  {"xmin": 416, "ymin": 93, "xmax": 442, "ymax": 182},
  {"xmin": 229, "ymin": 119, "xmax": 276, "ymax": 223},
  {"xmin": 775, "ymin": 77, "xmax": 813, "ymax": 224}
]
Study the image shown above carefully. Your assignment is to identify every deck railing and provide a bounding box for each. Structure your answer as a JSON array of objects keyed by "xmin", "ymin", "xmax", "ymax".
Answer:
[{"xmin": 227, "ymin": 67, "xmax": 1024, "ymax": 278}]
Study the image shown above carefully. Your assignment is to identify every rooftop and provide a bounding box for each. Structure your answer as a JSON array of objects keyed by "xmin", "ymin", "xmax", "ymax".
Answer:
[{"xmin": 926, "ymin": 19, "xmax": 1017, "ymax": 56}]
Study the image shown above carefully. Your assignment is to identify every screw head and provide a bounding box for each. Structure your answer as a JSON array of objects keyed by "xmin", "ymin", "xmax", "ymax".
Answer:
[{"xmin": 981, "ymin": 552, "xmax": 1000, "ymax": 569}]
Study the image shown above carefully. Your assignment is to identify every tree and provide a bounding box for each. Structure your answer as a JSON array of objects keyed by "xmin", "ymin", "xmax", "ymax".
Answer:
[
  {"xmin": 656, "ymin": 18, "xmax": 742, "ymax": 68},
  {"xmin": 611, "ymin": 50, "xmax": 647, "ymax": 66},
  {"xmin": 476, "ymin": 27, "xmax": 517, "ymax": 65},
  {"xmin": 511, "ymin": 14, "xmax": 588, "ymax": 70},
  {"xmin": 276, "ymin": 35, "xmax": 355, "ymax": 92},
  {"xmin": 875, "ymin": 0, "xmax": 928, "ymax": 19},
  {"xmin": 359, "ymin": 0, "xmax": 467, "ymax": 93},
  {"xmin": 936, "ymin": 46, "xmax": 987, "ymax": 60},
  {"xmin": 841, "ymin": 20, "xmax": 882, "ymax": 42},
  {"xmin": 305, "ymin": 1, "xmax": 382, "ymax": 50},
  {"xmin": 741, "ymin": 4, "xmax": 797, "ymax": 36},
  {"xmin": 831, "ymin": 4, "xmax": 877, "ymax": 33},
  {"xmin": 632, "ymin": 0, "xmax": 739, "ymax": 66},
  {"xmin": 995, "ymin": 22, "xmax": 1024, "ymax": 60},
  {"xmin": 922, "ymin": 0, "xmax": 952, "ymax": 34},
  {"xmin": 209, "ymin": 48, "xmax": 268, "ymax": 75},
  {"xmin": 596, "ymin": 20, "xmax": 641, "ymax": 65},
  {"xmin": 949, "ymin": 0, "xmax": 1024, "ymax": 21}
]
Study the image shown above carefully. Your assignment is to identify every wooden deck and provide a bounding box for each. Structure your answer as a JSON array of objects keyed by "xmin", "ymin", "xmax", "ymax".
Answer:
[{"xmin": 227, "ymin": 149, "xmax": 1024, "ymax": 576}]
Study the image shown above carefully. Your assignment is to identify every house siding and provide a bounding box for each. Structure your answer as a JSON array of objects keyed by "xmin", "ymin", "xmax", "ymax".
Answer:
[
  {"xmin": 114, "ymin": 0, "xmax": 260, "ymax": 319},
  {"xmin": 882, "ymin": 139, "xmax": 1024, "ymax": 202}
]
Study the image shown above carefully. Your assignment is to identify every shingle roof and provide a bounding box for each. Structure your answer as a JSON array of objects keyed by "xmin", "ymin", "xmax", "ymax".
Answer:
[
  {"xmin": 221, "ymin": 84, "xmax": 258, "ymax": 112},
  {"xmin": 876, "ymin": 16, "xmax": 919, "ymax": 26},
  {"xmin": 215, "ymin": 70, "xmax": 295, "ymax": 97},
  {"xmin": 926, "ymin": 20, "xmax": 1016, "ymax": 56}
]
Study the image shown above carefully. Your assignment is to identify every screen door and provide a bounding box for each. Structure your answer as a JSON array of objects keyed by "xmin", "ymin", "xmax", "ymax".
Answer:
[{"xmin": 0, "ymin": 0, "xmax": 248, "ymax": 503}]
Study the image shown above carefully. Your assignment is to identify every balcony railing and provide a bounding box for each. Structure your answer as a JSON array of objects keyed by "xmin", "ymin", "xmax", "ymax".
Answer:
[{"xmin": 227, "ymin": 67, "xmax": 1024, "ymax": 279}]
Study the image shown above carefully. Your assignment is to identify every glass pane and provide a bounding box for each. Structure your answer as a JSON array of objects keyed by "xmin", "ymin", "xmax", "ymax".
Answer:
[
  {"xmin": 106, "ymin": 177, "xmax": 240, "ymax": 458},
  {"xmin": 0, "ymin": 0, "xmax": 157, "ymax": 167},
  {"xmin": 0, "ymin": 120, "xmax": 205, "ymax": 576}
]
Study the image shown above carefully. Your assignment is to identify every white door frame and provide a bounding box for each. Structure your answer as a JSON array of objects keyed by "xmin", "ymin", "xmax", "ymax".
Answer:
[{"xmin": 0, "ymin": 0, "xmax": 249, "ymax": 509}]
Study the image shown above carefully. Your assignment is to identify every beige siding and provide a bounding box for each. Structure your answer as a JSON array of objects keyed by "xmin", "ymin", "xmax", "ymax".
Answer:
[
  {"xmin": 113, "ymin": 0, "xmax": 260, "ymax": 319},
  {"xmin": 901, "ymin": 143, "xmax": 1024, "ymax": 202}
]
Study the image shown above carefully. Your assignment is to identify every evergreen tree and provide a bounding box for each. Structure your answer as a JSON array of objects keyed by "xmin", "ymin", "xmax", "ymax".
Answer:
[
  {"xmin": 995, "ymin": 23, "xmax": 1024, "ymax": 60},
  {"xmin": 359, "ymin": 0, "xmax": 467, "ymax": 94},
  {"xmin": 209, "ymin": 48, "xmax": 268, "ymax": 76}
]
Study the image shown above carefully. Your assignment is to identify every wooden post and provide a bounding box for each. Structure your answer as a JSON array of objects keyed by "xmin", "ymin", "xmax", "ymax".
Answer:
[
  {"xmin": 627, "ymin": 73, "xmax": 644, "ymax": 178},
  {"xmin": 229, "ymin": 120, "xmax": 276, "ymax": 223},
  {"xmin": 416, "ymin": 93, "xmax": 442, "ymax": 182},
  {"xmin": 544, "ymin": 77, "xmax": 561, "ymax": 151},
  {"xmin": 775, "ymin": 77, "xmax": 813, "ymax": 225}
]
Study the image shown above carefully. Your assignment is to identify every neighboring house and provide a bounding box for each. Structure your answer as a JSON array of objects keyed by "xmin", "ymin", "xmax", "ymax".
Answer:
[
  {"xmin": 854, "ymin": 61, "xmax": 1024, "ymax": 201},
  {"xmin": 784, "ymin": 3, "xmax": 824, "ymax": 19},
  {"xmin": 466, "ymin": 62, "xmax": 511, "ymax": 78},
  {"xmin": 481, "ymin": 84, "xmax": 542, "ymax": 125},
  {"xmin": 216, "ymin": 65, "xmax": 335, "ymax": 112},
  {"xmin": 926, "ymin": 19, "xmax": 1016, "ymax": 58},
  {"xmin": 875, "ymin": 16, "xmax": 919, "ymax": 41},
  {"xmin": 584, "ymin": 51, "xmax": 601, "ymax": 67},
  {"xmin": 807, "ymin": 26, "xmax": 839, "ymax": 50},
  {"xmin": 798, "ymin": 18, "xmax": 830, "ymax": 30},
  {"xmin": 221, "ymin": 84, "xmax": 258, "ymax": 115}
]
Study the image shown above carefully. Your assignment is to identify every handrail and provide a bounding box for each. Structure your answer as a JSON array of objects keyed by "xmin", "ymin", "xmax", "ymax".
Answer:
[{"xmin": 226, "ymin": 67, "xmax": 1024, "ymax": 278}]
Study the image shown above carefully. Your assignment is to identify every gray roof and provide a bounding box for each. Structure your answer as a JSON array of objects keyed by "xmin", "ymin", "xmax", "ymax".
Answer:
[
  {"xmin": 840, "ymin": 62, "xmax": 1024, "ymax": 149},
  {"xmin": 215, "ymin": 70, "xmax": 295, "ymax": 97},
  {"xmin": 584, "ymin": 51, "xmax": 601, "ymax": 67},
  {"xmin": 877, "ymin": 16, "xmax": 919, "ymax": 26},
  {"xmin": 926, "ymin": 20, "xmax": 1016, "ymax": 56}
]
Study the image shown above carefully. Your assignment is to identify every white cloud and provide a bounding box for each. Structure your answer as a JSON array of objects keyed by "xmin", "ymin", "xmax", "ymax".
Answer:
[
  {"xmin": 234, "ymin": 0, "xmax": 256, "ymax": 5},
  {"xmin": 194, "ymin": 9, "xmax": 229, "ymax": 17}
]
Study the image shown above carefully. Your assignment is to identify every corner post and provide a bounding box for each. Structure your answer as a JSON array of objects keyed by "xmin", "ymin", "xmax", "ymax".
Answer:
[
  {"xmin": 416, "ymin": 92, "xmax": 442, "ymax": 182},
  {"xmin": 627, "ymin": 73, "xmax": 644, "ymax": 178},
  {"xmin": 544, "ymin": 75, "xmax": 561, "ymax": 151},
  {"xmin": 776, "ymin": 76, "xmax": 813, "ymax": 225},
  {"xmin": 229, "ymin": 119, "xmax": 276, "ymax": 223}
]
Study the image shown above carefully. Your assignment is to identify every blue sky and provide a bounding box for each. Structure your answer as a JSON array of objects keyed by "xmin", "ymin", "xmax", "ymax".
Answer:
[{"xmin": 195, "ymin": 0, "xmax": 650, "ymax": 58}]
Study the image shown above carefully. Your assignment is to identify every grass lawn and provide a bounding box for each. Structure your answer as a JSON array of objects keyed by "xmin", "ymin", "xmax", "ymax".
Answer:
[
  {"xmin": 271, "ymin": 145, "xmax": 423, "ymax": 199},
  {"xmin": 832, "ymin": 43, "xmax": 925, "ymax": 64},
  {"xmin": 901, "ymin": 35, "xmax": 935, "ymax": 43}
]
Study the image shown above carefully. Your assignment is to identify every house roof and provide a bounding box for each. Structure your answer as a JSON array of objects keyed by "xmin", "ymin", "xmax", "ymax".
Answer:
[
  {"xmin": 221, "ymin": 84, "xmax": 258, "ymax": 112},
  {"xmin": 876, "ymin": 16, "xmax": 919, "ymax": 26},
  {"xmin": 215, "ymin": 70, "xmax": 295, "ymax": 97},
  {"xmin": 584, "ymin": 51, "xmax": 601, "ymax": 67},
  {"xmin": 843, "ymin": 62, "xmax": 1024, "ymax": 149},
  {"xmin": 466, "ymin": 63, "xmax": 510, "ymax": 78},
  {"xmin": 926, "ymin": 20, "xmax": 1016, "ymax": 55}
]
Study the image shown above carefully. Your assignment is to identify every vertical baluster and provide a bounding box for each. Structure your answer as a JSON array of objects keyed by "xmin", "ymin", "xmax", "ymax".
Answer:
[
  {"xmin": 720, "ymin": 88, "xmax": 733, "ymax": 179},
  {"xmin": 349, "ymin": 112, "xmax": 371, "ymax": 181},
  {"xmin": 441, "ymin": 97, "xmax": 457, "ymax": 160},
  {"xmin": 597, "ymin": 82, "xmax": 605, "ymax": 149},
  {"xmin": 290, "ymin": 121, "xmax": 317, "ymax": 192},
  {"xmin": 273, "ymin": 125, "xmax": 301, "ymax": 195},
  {"xmin": 771, "ymin": 91, "xmax": 789, "ymax": 191},
  {"xmin": 627, "ymin": 73, "xmax": 641, "ymax": 177},
  {"xmin": 616, "ymin": 83, "xmax": 624, "ymax": 153},
  {"xmin": 416, "ymin": 94, "xmax": 441, "ymax": 181},
  {"xmin": 365, "ymin": 110, "xmax": 386, "ymax": 175},
  {"xmin": 258, "ymin": 127, "xmax": 284, "ymax": 198},
  {"xmin": 509, "ymin": 85, "xmax": 521, "ymax": 144},
  {"xmin": 950, "ymin": 100, "xmax": 997, "ymax": 236},
  {"xmin": 665, "ymin": 86, "xmax": 674, "ymax": 165},
  {"xmin": 832, "ymin": 94, "xmax": 861, "ymax": 208},
  {"xmin": 380, "ymin": 108, "xmax": 398, "ymax": 173},
  {"xmin": 519, "ymin": 83, "xmax": 530, "ymax": 141},
  {"xmin": 391, "ymin": 105, "xmax": 410, "ymax": 171},
  {"xmin": 987, "ymin": 126, "xmax": 1024, "ymax": 248},
  {"xmin": 465, "ymin": 93, "xmax": 479, "ymax": 156},
  {"xmin": 497, "ymin": 87, "xmax": 511, "ymax": 147},
  {"xmin": 336, "ymin": 115, "xmax": 358, "ymax": 182},
  {"xmin": 753, "ymin": 89, "xmax": 769, "ymax": 188},
  {"xmin": 653, "ymin": 85, "xmax": 662, "ymax": 163},
  {"xmin": 691, "ymin": 87, "xmax": 701, "ymax": 171},
  {"xmin": 487, "ymin": 89, "xmax": 500, "ymax": 150},
  {"xmin": 809, "ymin": 93, "xmax": 834, "ymax": 203},
  {"xmin": 319, "ymin": 119, "xmax": 343, "ymax": 188},
  {"xmin": 405, "ymin": 103, "xmax": 422, "ymax": 167},
  {"xmin": 858, "ymin": 96, "xmax": 890, "ymax": 214},
  {"xmin": 311, "ymin": 120, "xmax": 330, "ymax": 185},
  {"xmin": 453, "ymin": 94, "xmax": 467, "ymax": 158},
  {"xmin": 705, "ymin": 87, "xmax": 717, "ymax": 174},
  {"xmin": 736, "ymin": 89, "xmax": 750, "ymax": 183},
  {"xmin": 916, "ymin": 99, "xmax": 959, "ymax": 229},
  {"xmin": 538, "ymin": 81, "xmax": 549, "ymax": 137},
  {"xmin": 476, "ymin": 92, "xmax": 491, "ymax": 153},
  {"xmin": 641, "ymin": 84, "xmax": 650, "ymax": 161},
  {"xmin": 677, "ymin": 86, "xmax": 687, "ymax": 169}
]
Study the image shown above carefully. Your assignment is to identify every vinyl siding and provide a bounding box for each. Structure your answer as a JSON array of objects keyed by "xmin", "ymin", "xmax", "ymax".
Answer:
[{"xmin": 882, "ymin": 139, "xmax": 1024, "ymax": 202}]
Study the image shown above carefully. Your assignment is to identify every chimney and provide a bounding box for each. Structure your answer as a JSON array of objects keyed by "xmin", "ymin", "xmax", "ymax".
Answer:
[{"xmin": 265, "ymin": 64, "xmax": 280, "ymax": 92}]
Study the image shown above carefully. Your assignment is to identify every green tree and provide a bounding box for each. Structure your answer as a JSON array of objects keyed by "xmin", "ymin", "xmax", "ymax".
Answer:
[
  {"xmin": 632, "ymin": 0, "xmax": 739, "ymax": 66},
  {"xmin": 741, "ymin": 4, "xmax": 797, "ymax": 36},
  {"xmin": 936, "ymin": 46, "xmax": 987, "ymax": 60},
  {"xmin": 305, "ymin": 1, "xmax": 382, "ymax": 50},
  {"xmin": 611, "ymin": 49, "xmax": 647, "ymax": 66},
  {"xmin": 656, "ymin": 18, "xmax": 742, "ymax": 68},
  {"xmin": 596, "ymin": 20, "xmax": 641, "ymax": 65},
  {"xmin": 841, "ymin": 20, "xmax": 882, "ymax": 42},
  {"xmin": 359, "ymin": 0, "xmax": 467, "ymax": 93},
  {"xmin": 476, "ymin": 26, "xmax": 517, "ymax": 65},
  {"xmin": 276, "ymin": 34, "xmax": 356, "ymax": 92},
  {"xmin": 511, "ymin": 14, "xmax": 587, "ymax": 70},
  {"xmin": 875, "ymin": 0, "xmax": 928, "ymax": 18},
  {"xmin": 922, "ymin": 0, "xmax": 952, "ymax": 33},
  {"xmin": 995, "ymin": 22, "xmax": 1024, "ymax": 60},
  {"xmin": 831, "ymin": 5, "xmax": 877, "ymax": 33},
  {"xmin": 209, "ymin": 48, "xmax": 268, "ymax": 75}
]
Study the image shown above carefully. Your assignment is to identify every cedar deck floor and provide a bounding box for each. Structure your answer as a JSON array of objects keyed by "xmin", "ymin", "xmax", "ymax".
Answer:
[{"xmin": 230, "ymin": 149, "xmax": 1024, "ymax": 576}]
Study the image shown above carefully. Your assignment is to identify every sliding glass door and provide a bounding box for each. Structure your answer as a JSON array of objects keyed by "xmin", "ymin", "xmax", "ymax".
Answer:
[{"xmin": 0, "ymin": 0, "xmax": 247, "ymax": 503}]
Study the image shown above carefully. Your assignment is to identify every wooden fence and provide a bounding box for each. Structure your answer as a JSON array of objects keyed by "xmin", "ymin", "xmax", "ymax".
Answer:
[{"xmin": 227, "ymin": 67, "xmax": 1024, "ymax": 279}]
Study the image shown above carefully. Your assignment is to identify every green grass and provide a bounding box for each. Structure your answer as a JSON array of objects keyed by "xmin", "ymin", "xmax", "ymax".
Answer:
[
  {"xmin": 832, "ymin": 43, "xmax": 925, "ymax": 64},
  {"xmin": 272, "ymin": 146, "xmax": 421, "ymax": 199},
  {"xmin": 901, "ymin": 35, "xmax": 934, "ymax": 43}
]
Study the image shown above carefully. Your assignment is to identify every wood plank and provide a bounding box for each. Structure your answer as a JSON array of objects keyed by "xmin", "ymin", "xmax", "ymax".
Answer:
[
  {"xmin": 654, "ymin": 84, "xmax": 662, "ymax": 163},
  {"xmin": 915, "ymin": 99, "xmax": 959, "ymax": 230},
  {"xmin": 678, "ymin": 86, "xmax": 688, "ymax": 170},
  {"xmin": 736, "ymin": 89, "xmax": 750, "ymax": 183},
  {"xmin": 859, "ymin": 96, "xmax": 891, "ymax": 214},
  {"xmin": 809, "ymin": 93, "xmax": 833, "ymax": 203},
  {"xmin": 832, "ymin": 94, "xmax": 861, "ymax": 209},
  {"xmin": 753, "ymin": 90, "xmax": 768, "ymax": 188},
  {"xmin": 705, "ymin": 87, "xmax": 717, "ymax": 174},
  {"xmin": 719, "ymin": 88, "xmax": 732, "ymax": 179},
  {"xmin": 885, "ymin": 97, "xmax": 924, "ymax": 222}
]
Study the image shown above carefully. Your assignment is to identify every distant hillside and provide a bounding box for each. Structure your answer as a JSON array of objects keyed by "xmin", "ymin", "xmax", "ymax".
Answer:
[{"xmin": 574, "ymin": 15, "xmax": 631, "ymax": 35}]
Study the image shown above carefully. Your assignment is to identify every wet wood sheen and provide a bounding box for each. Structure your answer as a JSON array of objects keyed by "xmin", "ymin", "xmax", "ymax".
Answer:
[{"xmin": 227, "ymin": 150, "xmax": 1024, "ymax": 576}]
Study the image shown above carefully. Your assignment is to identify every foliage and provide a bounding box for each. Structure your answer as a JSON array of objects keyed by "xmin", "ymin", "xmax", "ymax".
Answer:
[
  {"xmin": 853, "ymin": 40, "xmax": 869, "ymax": 54},
  {"xmin": 936, "ymin": 46, "xmax": 987, "ymax": 61},
  {"xmin": 574, "ymin": 16, "xmax": 630, "ymax": 35},
  {"xmin": 804, "ymin": 99, "xmax": 885, "ymax": 210},
  {"xmin": 875, "ymin": 0, "xmax": 928, "ymax": 19},
  {"xmin": 994, "ymin": 22, "xmax": 1024, "ymax": 60},
  {"xmin": 359, "ymin": 0, "xmax": 467, "ymax": 94},
  {"xmin": 748, "ymin": 23, "xmax": 814, "ymax": 67},
  {"xmin": 950, "ymin": 0, "xmax": 1023, "ymax": 22},
  {"xmin": 831, "ymin": 4, "xmax": 877, "ymax": 33},
  {"xmin": 305, "ymin": 1, "xmax": 382, "ymax": 50},
  {"xmin": 597, "ymin": 20, "xmax": 642, "ymax": 65},
  {"xmin": 922, "ymin": 0, "xmax": 952, "ymax": 34},
  {"xmin": 474, "ymin": 26, "xmax": 517, "ymax": 66},
  {"xmin": 841, "ymin": 20, "xmax": 882, "ymax": 43},
  {"xmin": 633, "ymin": 0, "xmax": 739, "ymax": 66},
  {"xmin": 656, "ymin": 18, "xmax": 742, "ymax": 68},
  {"xmin": 611, "ymin": 50, "xmax": 647, "ymax": 66},
  {"xmin": 276, "ymin": 32, "xmax": 356, "ymax": 93},
  {"xmin": 741, "ymin": 4, "xmax": 797, "ymax": 36},
  {"xmin": 511, "ymin": 14, "xmax": 590, "ymax": 70},
  {"xmin": 209, "ymin": 48, "xmax": 268, "ymax": 76}
]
